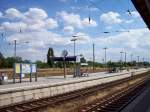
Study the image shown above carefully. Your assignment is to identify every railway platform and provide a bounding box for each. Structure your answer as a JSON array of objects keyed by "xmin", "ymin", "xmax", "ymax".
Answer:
[{"xmin": 0, "ymin": 68, "xmax": 148, "ymax": 107}]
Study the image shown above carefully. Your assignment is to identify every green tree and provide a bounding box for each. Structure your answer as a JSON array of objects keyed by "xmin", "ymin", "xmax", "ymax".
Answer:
[
  {"xmin": 55, "ymin": 61, "xmax": 63, "ymax": 68},
  {"xmin": 0, "ymin": 52, "xmax": 5, "ymax": 68},
  {"xmin": 47, "ymin": 48, "xmax": 54, "ymax": 67},
  {"xmin": 80, "ymin": 57, "xmax": 86, "ymax": 63},
  {"xmin": 4, "ymin": 56, "xmax": 22, "ymax": 68},
  {"xmin": 36, "ymin": 60, "xmax": 49, "ymax": 68}
]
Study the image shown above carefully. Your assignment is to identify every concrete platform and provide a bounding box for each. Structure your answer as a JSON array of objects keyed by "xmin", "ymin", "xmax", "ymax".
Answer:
[
  {"xmin": 121, "ymin": 77, "xmax": 150, "ymax": 112},
  {"xmin": 0, "ymin": 68, "xmax": 148, "ymax": 107}
]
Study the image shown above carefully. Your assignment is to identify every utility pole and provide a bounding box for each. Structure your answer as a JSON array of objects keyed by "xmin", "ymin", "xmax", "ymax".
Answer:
[
  {"xmin": 103, "ymin": 47, "xmax": 108, "ymax": 71},
  {"xmin": 70, "ymin": 35, "xmax": 86, "ymax": 77},
  {"xmin": 130, "ymin": 54, "xmax": 133, "ymax": 69},
  {"xmin": 73, "ymin": 40, "xmax": 76, "ymax": 56},
  {"xmin": 14, "ymin": 40, "xmax": 16, "ymax": 61},
  {"xmin": 120, "ymin": 51, "xmax": 124, "ymax": 70},
  {"xmin": 93, "ymin": 43, "xmax": 95, "ymax": 72},
  {"xmin": 142, "ymin": 57, "xmax": 144, "ymax": 62},
  {"xmin": 142, "ymin": 57, "xmax": 145, "ymax": 67},
  {"xmin": 137, "ymin": 56, "xmax": 140, "ymax": 68},
  {"xmin": 124, "ymin": 51, "xmax": 127, "ymax": 69},
  {"xmin": 13, "ymin": 40, "xmax": 16, "ymax": 83},
  {"xmin": 120, "ymin": 52, "xmax": 124, "ymax": 62},
  {"xmin": 9, "ymin": 40, "xmax": 29, "ymax": 83},
  {"xmin": 130, "ymin": 54, "xmax": 133, "ymax": 62}
]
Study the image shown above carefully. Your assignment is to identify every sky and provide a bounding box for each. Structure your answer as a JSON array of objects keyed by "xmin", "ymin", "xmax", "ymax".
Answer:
[{"xmin": 0, "ymin": 0, "xmax": 149, "ymax": 62}]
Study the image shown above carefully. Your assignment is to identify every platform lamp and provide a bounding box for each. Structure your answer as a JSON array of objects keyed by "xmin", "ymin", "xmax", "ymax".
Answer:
[
  {"xmin": 120, "ymin": 51, "xmax": 124, "ymax": 70},
  {"xmin": 70, "ymin": 35, "xmax": 85, "ymax": 77},
  {"xmin": 103, "ymin": 47, "xmax": 108, "ymax": 71}
]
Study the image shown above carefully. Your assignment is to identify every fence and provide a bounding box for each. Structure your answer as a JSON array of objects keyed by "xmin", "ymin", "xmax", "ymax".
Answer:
[{"xmin": 0, "ymin": 67, "xmax": 105, "ymax": 79}]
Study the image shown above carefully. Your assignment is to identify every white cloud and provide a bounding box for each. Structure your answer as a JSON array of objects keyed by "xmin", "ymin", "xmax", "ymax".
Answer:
[
  {"xmin": 86, "ymin": 28, "xmax": 150, "ymax": 62},
  {"xmin": 27, "ymin": 20, "xmax": 45, "ymax": 31},
  {"xmin": 72, "ymin": 32, "xmax": 91, "ymax": 43},
  {"xmin": 0, "ymin": 11, "xmax": 3, "ymax": 17},
  {"xmin": 58, "ymin": 11, "xmax": 97, "ymax": 29},
  {"xmin": 63, "ymin": 26, "xmax": 74, "ymax": 34},
  {"xmin": 58, "ymin": 11, "xmax": 83, "ymax": 28},
  {"xmin": 1, "ymin": 8, "xmax": 150, "ymax": 62},
  {"xmin": 24, "ymin": 8, "xmax": 48, "ymax": 20},
  {"xmin": 5, "ymin": 8, "xmax": 23, "ymax": 19},
  {"xmin": 45, "ymin": 18, "xmax": 58, "ymax": 29},
  {"xmin": 105, "ymin": 26, "xmax": 112, "ymax": 30},
  {"xmin": 6, "ymin": 30, "xmax": 71, "ymax": 48},
  {"xmin": 125, "ymin": 19, "xmax": 134, "ymax": 24},
  {"xmin": 82, "ymin": 18, "xmax": 97, "ymax": 27},
  {"xmin": 93, "ymin": 28, "xmax": 150, "ymax": 50},
  {"xmin": 1, "ymin": 8, "xmax": 58, "ymax": 32},
  {"xmin": 4, "ymin": 26, "xmax": 150, "ymax": 61},
  {"xmin": 100, "ymin": 11, "xmax": 122, "ymax": 25},
  {"xmin": 1, "ymin": 21, "xmax": 27, "ymax": 32}
]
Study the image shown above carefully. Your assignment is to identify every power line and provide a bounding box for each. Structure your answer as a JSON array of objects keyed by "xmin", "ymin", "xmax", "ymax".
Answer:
[{"xmin": 87, "ymin": 0, "xmax": 129, "ymax": 31}]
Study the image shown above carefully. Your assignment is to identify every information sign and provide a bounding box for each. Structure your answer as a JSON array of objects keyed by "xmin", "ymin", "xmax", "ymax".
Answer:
[{"xmin": 15, "ymin": 63, "xmax": 21, "ymax": 74}]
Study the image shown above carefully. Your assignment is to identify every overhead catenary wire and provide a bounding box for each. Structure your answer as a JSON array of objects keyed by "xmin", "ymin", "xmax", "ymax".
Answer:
[
  {"xmin": 87, "ymin": 0, "xmax": 130, "ymax": 32},
  {"xmin": 118, "ymin": 0, "xmax": 132, "ymax": 16},
  {"xmin": 0, "ymin": 31, "xmax": 11, "ymax": 58},
  {"xmin": 88, "ymin": 5, "xmax": 91, "ymax": 24}
]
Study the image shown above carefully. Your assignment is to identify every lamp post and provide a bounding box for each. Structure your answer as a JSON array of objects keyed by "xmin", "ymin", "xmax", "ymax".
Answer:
[
  {"xmin": 9, "ymin": 40, "xmax": 29, "ymax": 60},
  {"xmin": 93, "ymin": 43, "xmax": 95, "ymax": 72},
  {"xmin": 130, "ymin": 54, "xmax": 133, "ymax": 63},
  {"xmin": 103, "ymin": 47, "xmax": 108, "ymax": 71},
  {"xmin": 130, "ymin": 54, "xmax": 133, "ymax": 69},
  {"xmin": 120, "ymin": 51, "xmax": 124, "ymax": 70},
  {"xmin": 70, "ymin": 37, "xmax": 78, "ymax": 77},
  {"xmin": 71, "ymin": 35, "xmax": 85, "ymax": 77},
  {"xmin": 124, "ymin": 51, "xmax": 127, "ymax": 69},
  {"xmin": 120, "ymin": 51, "xmax": 124, "ymax": 62},
  {"xmin": 137, "ymin": 56, "xmax": 140, "ymax": 68},
  {"xmin": 71, "ymin": 37, "xmax": 77, "ymax": 57},
  {"xmin": 0, "ymin": 33, "xmax": 4, "ymax": 52},
  {"xmin": 142, "ymin": 57, "xmax": 145, "ymax": 67}
]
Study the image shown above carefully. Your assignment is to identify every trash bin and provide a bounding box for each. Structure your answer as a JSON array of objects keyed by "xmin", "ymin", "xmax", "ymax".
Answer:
[{"xmin": 0, "ymin": 73, "xmax": 8, "ymax": 85}]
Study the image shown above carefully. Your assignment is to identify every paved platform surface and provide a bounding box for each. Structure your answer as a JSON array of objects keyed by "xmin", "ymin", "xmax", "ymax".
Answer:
[
  {"xmin": 121, "ymin": 80, "xmax": 150, "ymax": 112},
  {"xmin": 0, "ymin": 68, "xmax": 146, "ymax": 93}
]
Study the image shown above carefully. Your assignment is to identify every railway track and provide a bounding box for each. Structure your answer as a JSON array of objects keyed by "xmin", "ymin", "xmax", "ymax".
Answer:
[
  {"xmin": 78, "ymin": 76, "xmax": 149, "ymax": 112},
  {"xmin": 0, "ymin": 73, "xmax": 149, "ymax": 112}
]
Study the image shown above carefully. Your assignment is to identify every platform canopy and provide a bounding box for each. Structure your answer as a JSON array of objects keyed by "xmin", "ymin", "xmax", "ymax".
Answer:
[
  {"xmin": 52, "ymin": 56, "xmax": 76, "ymax": 61},
  {"xmin": 132, "ymin": 0, "xmax": 150, "ymax": 29}
]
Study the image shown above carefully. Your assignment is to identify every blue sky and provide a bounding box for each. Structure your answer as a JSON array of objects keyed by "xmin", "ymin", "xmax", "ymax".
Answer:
[{"xmin": 0, "ymin": 0, "xmax": 149, "ymax": 62}]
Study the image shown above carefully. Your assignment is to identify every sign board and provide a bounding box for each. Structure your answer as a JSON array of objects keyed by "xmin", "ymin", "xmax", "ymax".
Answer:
[
  {"xmin": 31, "ymin": 64, "xmax": 37, "ymax": 73},
  {"xmin": 15, "ymin": 63, "xmax": 21, "ymax": 74},
  {"xmin": 22, "ymin": 64, "xmax": 31, "ymax": 74},
  {"xmin": 76, "ymin": 56, "xmax": 81, "ymax": 63},
  {"xmin": 14, "ymin": 63, "xmax": 37, "ymax": 74},
  {"xmin": 52, "ymin": 56, "xmax": 76, "ymax": 61}
]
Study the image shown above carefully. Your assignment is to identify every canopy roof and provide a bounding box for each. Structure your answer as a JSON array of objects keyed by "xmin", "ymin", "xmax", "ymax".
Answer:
[{"xmin": 132, "ymin": 0, "xmax": 150, "ymax": 29}]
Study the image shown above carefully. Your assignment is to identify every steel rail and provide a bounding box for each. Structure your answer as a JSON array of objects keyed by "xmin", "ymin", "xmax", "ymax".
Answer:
[{"xmin": 78, "ymin": 76, "xmax": 149, "ymax": 112}]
